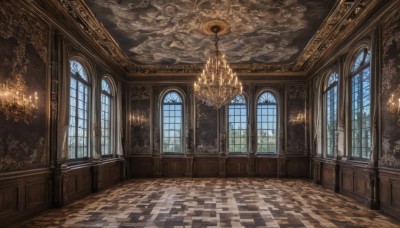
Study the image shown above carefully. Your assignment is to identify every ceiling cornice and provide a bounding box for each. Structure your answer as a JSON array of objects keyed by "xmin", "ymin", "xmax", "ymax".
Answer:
[{"xmin": 55, "ymin": 0, "xmax": 381, "ymax": 76}]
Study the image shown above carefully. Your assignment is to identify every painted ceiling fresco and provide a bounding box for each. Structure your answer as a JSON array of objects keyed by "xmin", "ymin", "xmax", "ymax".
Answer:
[{"xmin": 86, "ymin": 0, "xmax": 334, "ymax": 66}]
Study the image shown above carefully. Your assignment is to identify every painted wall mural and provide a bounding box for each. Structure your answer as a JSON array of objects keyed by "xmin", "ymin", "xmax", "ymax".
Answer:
[
  {"xmin": 0, "ymin": 1, "xmax": 48, "ymax": 172},
  {"xmin": 286, "ymin": 85, "xmax": 307, "ymax": 154},
  {"xmin": 380, "ymin": 10, "xmax": 400, "ymax": 168},
  {"xmin": 196, "ymin": 101, "xmax": 218, "ymax": 154},
  {"xmin": 129, "ymin": 87, "xmax": 151, "ymax": 154},
  {"xmin": 86, "ymin": 0, "xmax": 333, "ymax": 65}
]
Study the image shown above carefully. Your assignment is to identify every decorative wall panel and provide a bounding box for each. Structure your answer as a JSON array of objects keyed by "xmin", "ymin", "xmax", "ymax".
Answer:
[
  {"xmin": 381, "ymin": 9, "xmax": 400, "ymax": 169},
  {"xmin": 0, "ymin": 1, "xmax": 48, "ymax": 172},
  {"xmin": 129, "ymin": 87, "xmax": 151, "ymax": 154},
  {"xmin": 286, "ymin": 85, "xmax": 307, "ymax": 154},
  {"xmin": 195, "ymin": 101, "xmax": 218, "ymax": 154}
]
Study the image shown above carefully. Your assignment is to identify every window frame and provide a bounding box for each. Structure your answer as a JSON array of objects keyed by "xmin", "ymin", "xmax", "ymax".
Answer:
[
  {"xmin": 100, "ymin": 76, "xmax": 114, "ymax": 158},
  {"xmin": 255, "ymin": 90, "xmax": 279, "ymax": 155},
  {"xmin": 68, "ymin": 59, "xmax": 91, "ymax": 161},
  {"xmin": 347, "ymin": 47, "xmax": 371, "ymax": 160},
  {"xmin": 160, "ymin": 89, "xmax": 185, "ymax": 154},
  {"xmin": 226, "ymin": 94, "xmax": 248, "ymax": 154},
  {"xmin": 322, "ymin": 71, "xmax": 339, "ymax": 158}
]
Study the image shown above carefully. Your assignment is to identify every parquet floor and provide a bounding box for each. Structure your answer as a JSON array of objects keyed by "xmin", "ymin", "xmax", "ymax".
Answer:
[{"xmin": 20, "ymin": 178, "xmax": 400, "ymax": 227}]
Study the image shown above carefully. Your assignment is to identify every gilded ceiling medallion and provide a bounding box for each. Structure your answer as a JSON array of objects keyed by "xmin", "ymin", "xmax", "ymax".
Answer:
[{"xmin": 202, "ymin": 20, "xmax": 229, "ymax": 36}]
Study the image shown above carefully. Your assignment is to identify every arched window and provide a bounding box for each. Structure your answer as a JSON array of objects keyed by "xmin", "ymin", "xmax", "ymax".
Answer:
[
  {"xmin": 324, "ymin": 72, "xmax": 338, "ymax": 157},
  {"xmin": 350, "ymin": 48, "xmax": 371, "ymax": 159},
  {"xmin": 68, "ymin": 60, "xmax": 90, "ymax": 159},
  {"xmin": 101, "ymin": 78, "xmax": 113, "ymax": 156},
  {"xmin": 228, "ymin": 95, "xmax": 247, "ymax": 153},
  {"xmin": 256, "ymin": 91, "xmax": 278, "ymax": 153},
  {"xmin": 161, "ymin": 91, "xmax": 183, "ymax": 153}
]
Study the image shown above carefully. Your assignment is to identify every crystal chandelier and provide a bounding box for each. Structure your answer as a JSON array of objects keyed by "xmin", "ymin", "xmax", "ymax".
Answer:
[
  {"xmin": 0, "ymin": 74, "xmax": 39, "ymax": 124},
  {"xmin": 194, "ymin": 25, "xmax": 242, "ymax": 109}
]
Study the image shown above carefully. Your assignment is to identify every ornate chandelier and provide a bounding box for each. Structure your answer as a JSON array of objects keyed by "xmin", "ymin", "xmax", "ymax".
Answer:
[
  {"xmin": 194, "ymin": 24, "xmax": 242, "ymax": 109},
  {"xmin": 0, "ymin": 74, "xmax": 38, "ymax": 124}
]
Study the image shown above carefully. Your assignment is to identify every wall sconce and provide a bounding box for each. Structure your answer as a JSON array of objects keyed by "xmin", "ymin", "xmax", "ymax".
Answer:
[
  {"xmin": 388, "ymin": 94, "xmax": 400, "ymax": 114},
  {"xmin": 290, "ymin": 113, "xmax": 305, "ymax": 124},
  {"xmin": 0, "ymin": 74, "xmax": 38, "ymax": 124},
  {"xmin": 129, "ymin": 111, "xmax": 148, "ymax": 127}
]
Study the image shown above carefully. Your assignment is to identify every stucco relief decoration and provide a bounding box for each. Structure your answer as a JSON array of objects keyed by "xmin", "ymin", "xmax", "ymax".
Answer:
[
  {"xmin": 0, "ymin": 0, "xmax": 48, "ymax": 171},
  {"xmin": 380, "ymin": 10, "xmax": 400, "ymax": 168},
  {"xmin": 86, "ymin": 0, "xmax": 333, "ymax": 72},
  {"xmin": 129, "ymin": 87, "xmax": 151, "ymax": 154}
]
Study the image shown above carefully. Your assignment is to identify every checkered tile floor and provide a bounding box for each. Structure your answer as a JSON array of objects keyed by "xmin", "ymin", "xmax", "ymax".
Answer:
[{"xmin": 20, "ymin": 178, "xmax": 400, "ymax": 227}]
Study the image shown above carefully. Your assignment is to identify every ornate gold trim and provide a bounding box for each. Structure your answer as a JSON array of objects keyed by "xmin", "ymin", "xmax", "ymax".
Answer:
[
  {"xmin": 55, "ymin": 0, "xmax": 379, "ymax": 74},
  {"xmin": 58, "ymin": 0, "xmax": 131, "ymax": 69}
]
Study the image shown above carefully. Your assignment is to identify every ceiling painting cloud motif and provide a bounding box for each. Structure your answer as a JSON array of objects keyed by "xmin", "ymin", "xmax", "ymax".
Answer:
[{"xmin": 87, "ymin": 0, "xmax": 334, "ymax": 65}]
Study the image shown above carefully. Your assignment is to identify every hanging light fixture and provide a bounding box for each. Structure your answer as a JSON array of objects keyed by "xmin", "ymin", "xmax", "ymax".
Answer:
[{"xmin": 194, "ymin": 23, "xmax": 243, "ymax": 109}]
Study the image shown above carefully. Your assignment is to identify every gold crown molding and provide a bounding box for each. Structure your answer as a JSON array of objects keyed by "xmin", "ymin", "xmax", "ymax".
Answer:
[
  {"xmin": 0, "ymin": 0, "xmax": 48, "ymax": 63},
  {"xmin": 58, "ymin": 0, "xmax": 131, "ymax": 69},
  {"xmin": 128, "ymin": 63, "xmax": 294, "ymax": 74},
  {"xmin": 294, "ymin": 0, "xmax": 378, "ymax": 72}
]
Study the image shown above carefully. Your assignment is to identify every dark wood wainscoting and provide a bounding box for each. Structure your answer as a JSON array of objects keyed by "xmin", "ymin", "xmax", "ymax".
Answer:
[
  {"xmin": 379, "ymin": 167, "xmax": 400, "ymax": 218},
  {"xmin": 98, "ymin": 159, "xmax": 124, "ymax": 190},
  {"xmin": 337, "ymin": 160, "xmax": 377, "ymax": 209},
  {"xmin": 286, "ymin": 156, "xmax": 309, "ymax": 178},
  {"xmin": 226, "ymin": 157, "xmax": 248, "ymax": 177},
  {"xmin": 162, "ymin": 157, "xmax": 186, "ymax": 177},
  {"xmin": 129, "ymin": 156, "xmax": 153, "ymax": 178},
  {"xmin": 128, "ymin": 155, "xmax": 310, "ymax": 178},
  {"xmin": 194, "ymin": 157, "xmax": 219, "ymax": 177},
  {"xmin": 61, "ymin": 159, "xmax": 125, "ymax": 206},
  {"xmin": 0, "ymin": 169, "xmax": 52, "ymax": 226},
  {"xmin": 63, "ymin": 164, "xmax": 92, "ymax": 205},
  {"xmin": 256, "ymin": 157, "xmax": 278, "ymax": 177}
]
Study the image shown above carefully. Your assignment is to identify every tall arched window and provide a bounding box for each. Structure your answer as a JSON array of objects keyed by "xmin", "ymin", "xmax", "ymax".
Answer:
[
  {"xmin": 228, "ymin": 95, "xmax": 247, "ymax": 153},
  {"xmin": 68, "ymin": 60, "xmax": 90, "ymax": 159},
  {"xmin": 101, "ymin": 78, "xmax": 113, "ymax": 156},
  {"xmin": 257, "ymin": 91, "xmax": 278, "ymax": 153},
  {"xmin": 324, "ymin": 72, "xmax": 338, "ymax": 157},
  {"xmin": 350, "ymin": 48, "xmax": 371, "ymax": 159},
  {"xmin": 161, "ymin": 91, "xmax": 183, "ymax": 153}
]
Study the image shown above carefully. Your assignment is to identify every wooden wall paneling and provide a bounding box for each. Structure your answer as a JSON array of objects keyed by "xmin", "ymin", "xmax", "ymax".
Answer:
[
  {"xmin": 322, "ymin": 163, "xmax": 334, "ymax": 189},
  {"xmin": 255, "ymin": 157, "xmax": 278, "ymax": 177},
  {"xmin": 129, "ymin": 157, "xmax": 153, "ymax": 178},
  {"xmin": 354, "ymin": 172, "xmax": 366, "ymax": 198},
  {"xmin": 0, "ymin": 185, "xmax": 19, "ymax": 217},
  {"xmin": 379, "ymin": 168, "xmax": 400, "ymax": 218},
  {"xmin": 226, "ymin": 157, "xmax": 248, "ymax": 177},
  {"xmin": 286, "ymin": 157, "xmax": 309, "ymax": 178},
  {"xmin": 64, "ymin": 166, "xmax": 92, "ymax": 205},
  {"xmin": 162, "ymin": 157, "xmax": 186, "ymax": 177},
  {"xmin": 0, "ymin": 170, "xmax": 52, "ymax": 226},
  {"xmin": 194, "ymin": 157, "xmax": 219, "ymax": 177}
]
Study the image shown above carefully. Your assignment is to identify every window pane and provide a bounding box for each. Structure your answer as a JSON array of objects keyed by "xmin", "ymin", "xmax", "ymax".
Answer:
[
  {"xmin": 68, "ymin": 60, "xmax": 89, "ymax": 159},
  {"xmin": 257, "ymin": 92, "xmax": 277, "ymax": 153},
  {"xmin": 228, "ymin": 95, "xmax": 247, "ymax": 153},
  {"xmin": 350, "ymin": 49, "xmax": 371, "ymax": 159},
  {"xmin": 162, "ymin": 91, "xmax": 183, "ymax": 153},
  {"xmin": 324, "ymin": 74, "xmax": 338, "ymax": 157}
]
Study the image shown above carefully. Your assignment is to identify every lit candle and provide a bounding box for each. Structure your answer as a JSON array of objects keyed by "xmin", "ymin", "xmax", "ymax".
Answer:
[{"xmin": 398, "ymin": 98, "xmax": 400, "ymax": 113}]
